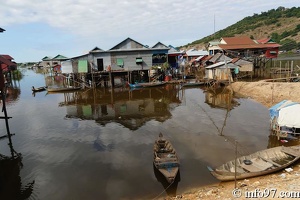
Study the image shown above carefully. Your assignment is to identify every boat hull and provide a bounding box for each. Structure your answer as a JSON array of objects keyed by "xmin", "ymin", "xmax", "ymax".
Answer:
[
  {"xmin": 47, "ymin": 87, "xmax": 81, "ymax": 92},
  {"xmin": 209, "ymin": 145, "xmax": 300, "ymax": 181},
  {"xmin": 129, "ymin": 82, "xmax": 166, "ymax": 88},
  {"xmin": 153, "ymin": 133, "xmax": 180, "ymax": 183},
  {"xmin": 181, "ymin": 82, "xmax": 205, "ymax": 87}
]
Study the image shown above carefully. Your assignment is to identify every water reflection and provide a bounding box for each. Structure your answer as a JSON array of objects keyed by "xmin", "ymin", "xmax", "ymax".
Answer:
[
  {"xmin": 57, "ymin": 85, "xmax": 182, "ymax": 130},
  {"xmin": 0, "ymin": 133, "xmax": 35, "ymax": 199},
  {"xmin": 5, "ymin": 86, "xmax": 21, "ymax": 104},
  {"xmin": 204, "ymin": 87, "xmax": 239, "ymax": 110},
  {"xmin": 5, "ymin": 70, "xmax": 300, "ymax": 199}
]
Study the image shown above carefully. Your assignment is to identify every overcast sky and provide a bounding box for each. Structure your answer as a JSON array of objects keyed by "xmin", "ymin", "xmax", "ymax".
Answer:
[{"xmin": 0, "ymin": 0, "xmax": 298, "ymax": 62}]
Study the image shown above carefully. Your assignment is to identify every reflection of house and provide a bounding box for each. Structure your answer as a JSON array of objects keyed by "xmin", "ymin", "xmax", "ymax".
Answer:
[
  {"xmin": 61, "ymin": 86, "xmax": 181, "ymax": 130},
  {"xmin": 204, "ymin": 88, "xmax": 238, "ymax": 110}
]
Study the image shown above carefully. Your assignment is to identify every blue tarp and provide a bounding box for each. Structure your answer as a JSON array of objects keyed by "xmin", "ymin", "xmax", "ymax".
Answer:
[{"xmin": 269, "ymin": 100, "xmax": 299, "ymax": 120}]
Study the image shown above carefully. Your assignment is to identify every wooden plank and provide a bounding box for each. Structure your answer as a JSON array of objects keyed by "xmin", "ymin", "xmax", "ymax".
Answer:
[
  {"xmin": 258, "ymin": 156, "xmax": 282, "ymax": 167},
  {"xmin": 281, "ymin": 147, "xmax": 300, "ymax": 157}
]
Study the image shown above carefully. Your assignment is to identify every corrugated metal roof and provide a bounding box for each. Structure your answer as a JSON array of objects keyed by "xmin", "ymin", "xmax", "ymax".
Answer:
[
  {"xmin": 0, "ymin": 56, "xmax": 16, "ymax": 66},
  {"xmin": 185, "ymin": 49, "xmax": 209, "ymax": 56},
  {"xmin": 152, "ymin": 42, "xmax": 169, "ymax": 49},
  {"xmin": 53, "ymin": 54, "xmax": 68, "ymax": 60},
  {"xmin": 42, "ymin": 56, "xmax": 53, "ymax": 61},
  {"xmin": 218, "ymin": 62, "xmax": 238, "ymax": 69},
  {"xmin": 221, "ymin": 36, "xmax": 256, "ymax": 45},
  {"xmin": 90, "ymin": 46, "xmax": 104, "ymax": 53},
  {"xmin": 110, "ymin": 37, "xmax": 149, "ymax": 50},
  {"xmin": 0, "ymin": 54, "xmax": 13, "ymax": 60},
  {"xmin": 205, "ymin": 62, "xmax": 225, "ymax": 69},
  {"xmin": 206, "ymin": 61, "xmax": 236, "ymax": 69},
  {"xmin": 218, "ymin": 43, "xmax": 281, "ymax": 50}
]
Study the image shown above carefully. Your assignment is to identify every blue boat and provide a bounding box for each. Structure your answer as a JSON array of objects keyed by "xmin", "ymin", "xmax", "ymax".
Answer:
[{"xmin": 128, "ymin": 82, "xmax": 166, "ymax": 88}]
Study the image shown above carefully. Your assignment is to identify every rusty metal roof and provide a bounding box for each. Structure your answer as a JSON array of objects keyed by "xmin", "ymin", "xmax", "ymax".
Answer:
[
  {"xmin": 221, "ymin": 36, "xmax": 256, "ymax": 45},
  {"xmin": 218, "ymin": 43, "xmax": 280, "ymax": 50}
]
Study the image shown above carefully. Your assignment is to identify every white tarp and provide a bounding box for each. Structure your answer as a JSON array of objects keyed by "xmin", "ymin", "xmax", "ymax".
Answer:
[
  {"xmin": 61, "ymin": 60, "xmax": 73, "ymax": 74},
  {"xmin": 277, "ymin": 104, "xmax": 300, "ymax": 127}
]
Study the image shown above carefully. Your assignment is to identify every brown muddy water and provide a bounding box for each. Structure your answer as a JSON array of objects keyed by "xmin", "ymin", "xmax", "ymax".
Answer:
[{"xmin": 0, "ymin": 69, "xmax": 298, "ymax": 200}]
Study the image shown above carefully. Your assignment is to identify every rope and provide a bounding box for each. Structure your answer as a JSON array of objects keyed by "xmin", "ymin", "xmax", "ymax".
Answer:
[{"xmin": 152, "ymin": 180, "xmax": 174, "ymax": 200}]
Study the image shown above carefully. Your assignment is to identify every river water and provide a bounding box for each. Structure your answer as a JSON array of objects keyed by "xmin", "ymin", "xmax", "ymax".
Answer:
[{"xmin": 0, "ymin": 68, "xmax": 297, "ymax": 200}]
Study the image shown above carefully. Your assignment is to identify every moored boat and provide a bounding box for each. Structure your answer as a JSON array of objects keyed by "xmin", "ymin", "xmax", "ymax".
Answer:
[
  {"xmin": 181, "ymin": 82, "xmax": 205, "ymax": 87},
  {"xmin": 208, "ymin": 145, "xmax": 300, "ymax": 181},
  {"xmin": 153, "ymin": 133, "xmax": 180, "ymax": 184},
  {"xmin": 47, "ymin": 86, "xmax": 81, "ymax": 92},
  {"xmin": 32, "ymin": 86, "xmax": 47, "ymax": 92},
  {"xmin": 128, "ymin": 82, "xmax": 166, "ymax": 88}
]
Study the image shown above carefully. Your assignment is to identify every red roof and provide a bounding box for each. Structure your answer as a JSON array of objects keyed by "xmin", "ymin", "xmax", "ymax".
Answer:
[
  {"xmin": 231, "ymin": 58, "xmax": 240, "ymax": 63},
  {"xmin": 0, "ymin": 55, "xmax": 17, "ymax": 72},
  {"xmin": 256, "ymin": 38, "xmax": 276, "ymax": 44},
  {"xmin": 0, "ymin": 54, "xmax": 14, "ymax": 60},
  {"xmin": 219, "ymin": 36, "xmax": 280, "ymax": 50},
  {"xmin": 219, "ymin": 43, "xmax": 280, "ymax": 50},
  {"xmin": 221, "ymin": 36, "xmax": 256, "ymax": 45},
  {"xmin": 0, "ymin": 56, "xmax": 15, "ymax": 66}
]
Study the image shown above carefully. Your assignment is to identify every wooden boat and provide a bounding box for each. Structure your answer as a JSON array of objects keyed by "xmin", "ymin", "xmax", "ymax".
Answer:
[
  {"xmin": 47, "ymin": 86, "xmax": 81, "ymax": 92},
  {"xmin": 208, "ymin": 145, "xmax": 300, "ymax": 181},
  {"xmin": 153, "ymin": 133, "xmax": 180, "ymax": 184},
  {"xmin": 128, "ymin": 82, "xmax": 166, "ymax": 88},
  {"xmin": 181, "ymin": 82, "xmax": 205, "ymax": 87},
  {"xmin": 32, "ymin": 86, "xmax": 46, "ymax": 92}
]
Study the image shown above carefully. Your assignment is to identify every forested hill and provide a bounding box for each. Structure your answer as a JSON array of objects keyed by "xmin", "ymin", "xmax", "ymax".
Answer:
[{"xmin": 182, "ymin": 6, "xmax": 300, "ymax": 51}]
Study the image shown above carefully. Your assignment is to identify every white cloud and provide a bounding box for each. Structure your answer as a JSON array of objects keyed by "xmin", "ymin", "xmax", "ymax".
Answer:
[{"xmin": 0, "ymin": 0, "xmax": 298, "ymax": 61}]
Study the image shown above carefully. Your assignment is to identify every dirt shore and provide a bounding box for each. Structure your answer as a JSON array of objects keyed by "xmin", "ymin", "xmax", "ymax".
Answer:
[
  {"xmin": 229, "ymin": 81, "xmax": 300, "ymax": 108},
  {"xmin": 161, "ymin": 81, "xmax": 300, "ymax": 200}
]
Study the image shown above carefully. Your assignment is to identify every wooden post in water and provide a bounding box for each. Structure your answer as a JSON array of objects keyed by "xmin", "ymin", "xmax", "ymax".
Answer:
[{"xmin": 234, "ymin": 140, "xmax": 237, "ymax": 189}]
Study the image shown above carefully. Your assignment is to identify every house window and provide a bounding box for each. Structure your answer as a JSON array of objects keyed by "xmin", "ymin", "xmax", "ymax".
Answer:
[
  {"xmin": 136, "ymin": 57, "xmax": 143, "ymax": 64},
  {"xmin": 117, "ymin": 58, "xmax": 124, "ymax": 67}
]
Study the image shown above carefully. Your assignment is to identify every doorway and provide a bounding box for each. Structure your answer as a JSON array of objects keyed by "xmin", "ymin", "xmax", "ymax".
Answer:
[{"xmin": 97, "ymin": 59, "xmax": 104, "ymax": 71}]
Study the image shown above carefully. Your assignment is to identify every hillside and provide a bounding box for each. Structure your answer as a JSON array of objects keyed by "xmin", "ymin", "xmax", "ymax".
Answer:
[{"xmin": 182, "ymin": 6, "xmax": 300, "ymax": 51}]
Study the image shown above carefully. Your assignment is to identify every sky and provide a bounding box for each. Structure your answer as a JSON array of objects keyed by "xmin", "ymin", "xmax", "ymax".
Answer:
[{"xmin": 0, "ymin": 0, "xmax": 298, "ymax": 63}]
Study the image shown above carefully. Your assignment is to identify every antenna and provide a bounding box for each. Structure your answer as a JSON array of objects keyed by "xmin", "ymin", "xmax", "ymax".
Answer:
[{"xmin": 214, "ymin": 14, "xmax": 215, "ymax": 37}]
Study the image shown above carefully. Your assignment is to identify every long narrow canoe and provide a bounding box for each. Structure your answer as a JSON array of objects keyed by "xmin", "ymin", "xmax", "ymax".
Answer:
[
  {"xmin": 153, "ymin": 133, "xmax": 180, "ymax": 184},
  {"xmin": 32, "ymin": 86, "xmax": 47, "ymax": 92},
  {"xmin": 181, "ymin": 82, "xmax": 205, "ymax": 87},
  {"xmin": 129, "ymin": 82, "xmax": 166, "ymax": 88},
  {"xmin": 47, "ymin": 86, "xmax": 81, "ymax": 92},
  {"xmin": 208, "ymin": 145, "xmax": 300, "ymax": 181}
]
